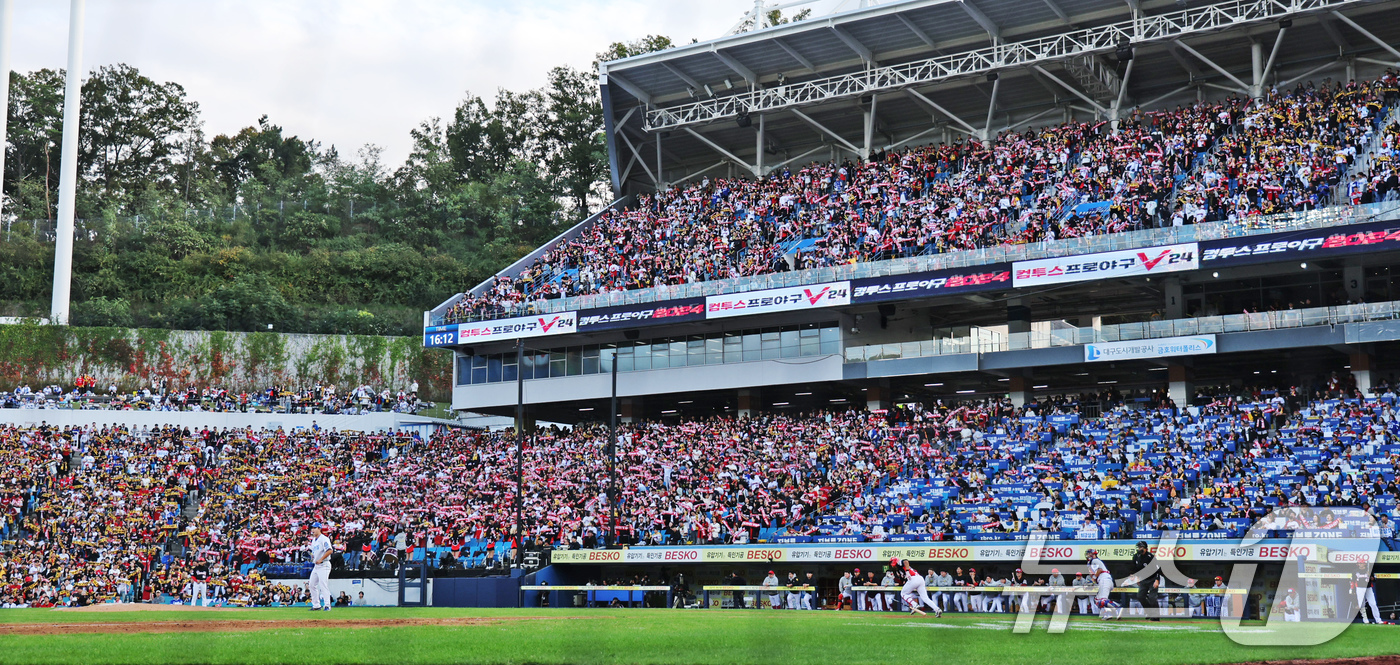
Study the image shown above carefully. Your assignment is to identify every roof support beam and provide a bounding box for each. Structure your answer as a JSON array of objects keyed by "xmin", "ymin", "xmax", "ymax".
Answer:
[
  {"xmin": 660, "ymin": 63, "xmax": 702, "ymax": 93},
  {"xmin": 682, "ymin": 127, "xmax": 754, "ymax": 174},
  {"xmin": 1001, "ymin": 104, "xmax": 1064, "ymax": 134},
  {"xmin": 1124, "ymin": 0, "xmax": 1141, "ymax": 16},
  {"xmin": 1330, "ymin": 11, "xmax": 1400, "ymax": 64},
  {"xmin": 713, "ymin": 50, "xmax": 758, "ymax": 86},
  {"xmin": 1316, "ymin": 15, "xmax": 1352, "ymax": 53},
  {"xmin": 1114, "ymin": 57, "xmax": 1135, "ymax": 115},
  {"xmin": 617, "ymin": 129, "xmax": 657, "ymax": 185},
  {"xmin": 763, "ymin": 145, "xmax": 826, "ymax": 176},
  {"xmin": 1279, "ymin": 57, "xmax": 1343, "ymax": 88},
  {"xmin": 774, "ymin": 38, "xmax": 817, "ymax": 73},
  {"xmin": 1139, "ymin": 84, "xmax": 1192, "ymax": 110},
  {"xmin": 1041, "ymin": 0, "xmax": 1074, "ymax": 26},
  {"xmin": 1166, "ymin": 43, "xmax": 1204, "ymax": 79},
  {"xmin": 983, "ymin": 75, "xmax": 1002, "ymax": 140},
  {"xmin": 790, "ymin": 107, "xmax": 863, "ymax": 156},
  {"xmin": 671, "ymin": 160, "xmax": 728, "ymax": 188},
  {"xmin": 1172, "ymin": 40, "xmax": 1250, "ymax": 93},
  {"xmin": 605, "ymin": 73, "xmax": 651, "ymax": 107},
  {"xmin": 958, "ymin": 0, "xmax": 1001, "ymax": 40},
  {"xmin": 643, "ymin": 0, "xmax": 1377, "ymax": 131},
  {"xmin": 885, "ymin": 124, "xmax": 941, "ymax": 152},
  {"xmin": 896, "ymin": 15, "xmax": 938, "ymax": 50},
  {"xmin": 1032, "ymin": 65, "xmax": 1108, "ymax": 114},
  {"xmin": 1261, "ymin": 27, "xmax": 1289, "ymax": 88},
  {"xmin": 904, "ymin": 87, "xmax": 980, "ymax": 137},
  {"xmin": 830, "ymin": 25, "xmax": 875, "ymax": 66}
]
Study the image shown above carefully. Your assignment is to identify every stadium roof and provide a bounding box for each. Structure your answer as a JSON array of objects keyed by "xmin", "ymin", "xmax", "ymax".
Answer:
[{"xmin": 599, "ymin": 0, "xmax": 1400, "ymax": 197}]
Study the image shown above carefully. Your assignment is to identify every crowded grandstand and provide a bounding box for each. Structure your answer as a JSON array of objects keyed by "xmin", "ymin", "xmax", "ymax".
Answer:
[{"xmin": 2, "ymin": 381, "xmax": 1398, "ymax": 607}]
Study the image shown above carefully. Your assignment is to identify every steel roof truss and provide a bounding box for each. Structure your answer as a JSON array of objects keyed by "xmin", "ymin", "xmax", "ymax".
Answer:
[{"xmin": 643, "ymin": 0, "xmax": 1371, "ymax": 131}]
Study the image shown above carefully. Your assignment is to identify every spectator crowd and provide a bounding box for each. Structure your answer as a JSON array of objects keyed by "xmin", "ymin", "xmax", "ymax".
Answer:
[
  {"xmin": 448, "ymin": 73, "xmax": 1400, "ymax": 323},
  {"xmin": 1, "ymin": 379, "xmax": 429, "ymax": 415},
  {"xmin": 3, "ymin": 377, "xmax": 1399, "ymax": 607}
]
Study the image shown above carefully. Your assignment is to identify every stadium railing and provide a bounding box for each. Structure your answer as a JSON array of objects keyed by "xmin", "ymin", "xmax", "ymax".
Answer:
[
  {"xmin": 428, "ymin": 201, "xmax": 1400, "ymax": 327},
  {"xmin": 846, "ymin": 299, "xmax": 1400, "ymax": 361}
]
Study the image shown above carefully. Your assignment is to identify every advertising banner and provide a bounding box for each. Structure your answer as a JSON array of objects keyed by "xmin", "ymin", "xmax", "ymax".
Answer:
[
  {"xmin": 705, "ymin": 281, "xmax": 850, "ymax": 318},
  {"xmin": 1083, "ymin": 334, "xmax": 1217, "ymax": 362},
  {"xmin": 851, "ymin": 265, "xmax": 1012, "ymax": 303},
  {"xmin": 550, "ymin": 540, "xmax": 1325, "ymax": 565},
  {"xmin": 423, "ymin": 311, "xmax": 578, "ymax": 348},
  {"xmin": 577, "ymin": 299, "xmax": 706, "ymax": 332},
  {"xmin": 1200, "ymin": 220, "xmax": 1400, "ymax": 268},
  {"xmin": 1013, "ymin": 243, "xmax": 1198, "ymax": 287}
]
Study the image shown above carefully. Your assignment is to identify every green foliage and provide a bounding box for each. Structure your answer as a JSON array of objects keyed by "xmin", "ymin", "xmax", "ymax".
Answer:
[
  {"xmin": 0, "ymin": 324, "xmax": 450, "ymax": 401},
  {"xmin": 71, "ymin": 296, "xmax": 134, "ymax": 328},
  {"xmin": 0, "ymin": 53, "xmax": 623, "ymax": 336}
]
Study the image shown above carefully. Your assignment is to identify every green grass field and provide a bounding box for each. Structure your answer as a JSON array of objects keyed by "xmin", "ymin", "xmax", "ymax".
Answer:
[{"xmin": 0, "ymin": 607, "xmax": 1395, "ymax": 665}]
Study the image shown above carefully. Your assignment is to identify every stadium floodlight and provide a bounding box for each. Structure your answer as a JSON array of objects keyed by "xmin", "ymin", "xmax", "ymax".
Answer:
[
  {"xmin": 51, "ymin": 0, "xmax": 86, "ymax": 325},
  {"xmin": 0, "ymin": 0, "xmax": 12, "ymax": 222}
]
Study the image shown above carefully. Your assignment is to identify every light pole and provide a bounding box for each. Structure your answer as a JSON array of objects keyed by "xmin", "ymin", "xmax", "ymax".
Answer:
[
  {"xmin": 514, "ymin": 339, "xmax": 524, "ymax": 567},
  {"xmin": 51, "ymin": 0, "xmax": 85, "ymax": 325},
  {"xmin": 609, "ymin": 351, "xmax": 619, "ymax": 546},
  {"xmin": 0, "ymin": 0, "xmax": 15, "ymax": 221}
]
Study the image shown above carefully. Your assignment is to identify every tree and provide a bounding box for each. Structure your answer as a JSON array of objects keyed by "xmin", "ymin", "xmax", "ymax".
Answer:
[
  {"xmin": 209, "ymin": 115, "xmax": 319, "ymax": 198},
  {"xmin": 444, "ymin": 89, "xmax": 540, "ymax": 184},
  {"xmin": 79, "ymin": 64, "xmax": 202, "ymax": 211},
  {"xmin": 538, "ymin": 66, "xmax": 607, "ymax": 217},
  {"xmin": 595, "ymin": 35, "xmax": 675, "ymax": 65},
  {"xmin": 5, "ymin": 69, "xmax": 65, "ymax": 221},
  {"xmin": 734, "ymin": 8, "xmax": 811, "ymax": 33}
]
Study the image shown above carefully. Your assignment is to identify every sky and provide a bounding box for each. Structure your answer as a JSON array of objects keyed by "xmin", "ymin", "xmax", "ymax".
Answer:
[{"xmin": 8, "ymin": 0, "xmax": 800, "ymax": 166}]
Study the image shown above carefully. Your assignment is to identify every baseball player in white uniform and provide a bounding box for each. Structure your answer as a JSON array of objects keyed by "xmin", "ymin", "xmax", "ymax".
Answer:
[
  {"xmin": 895, "ymin": 558, "xmax": 941, "ymax": 617},
  {"xmin": 1087, "ymin": 549, "xmax": 1123, "ymax": 619},
  {"xmin": 1354, "ymin": 561, "xmax": 1384, "ymax": 624},
  {"xmin": 308, "ymin": 522, "xmax": 334, "ymax": 611},
  {"xmin": 1280, "ymin": 588, "xmax": 1301, "ymax": 622},
  {"xmin": 762, "ymin": 571, "xmax": 781, "ymax": 609}
]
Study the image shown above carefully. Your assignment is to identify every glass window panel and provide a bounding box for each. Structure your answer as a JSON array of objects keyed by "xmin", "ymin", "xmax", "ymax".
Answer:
[
  {"xmin": 761, "ymin": 337, "xmax": 781, "ymax": 360},
  {"xmin": 472, "ymin": 367, "xmax": 486, "ymax": 384},
  {"xmin": 503, "ymin": 362, "xmax": 518, "ymax": 383},
  {"xmin": 583, "ymin": 347, "xmax": 600, "ymax": 375},
  {"xmin": 550, "ymin": 359, "xmax": 566, "ymax": 377},
  {"xmin": 632, "ymin": 343, "xmax": 651, "ymax": 371},
  {"xmin": 472, "ymin": 355, "xmax": 488, "ymax": 369},
  {"xmin": 649, "ymin": 342, "xmax": 668, "ymax": 369},
  {"xmin": 741, "ymin": 332, "xmax": 761, "ymax": 351},
  {"xmin": 566, "ymin": 348, "xmax": 583, "ymax": 376},
  {"xmin": 487, "ymin": 356, "xmax": 502, "ymax": 383},
  {"xmin": 820, "ymin": 339, "xmax": 839, "ymax": 355},
  {"xmin": 780, "ymin": 329, "xmax": 800, "ymax": 350},
  {"xmin": 820, "ymin": 326, "xmax": 839, "ymax": 345},
  {"xmin": 671, "ymin": 341, "xmax": 687, "ymax": 366},
  {"xmin": 601, "ymin": 346, "xmax": 616, "ymax": 373},
  {"xmin": 457, "ymin": 356, "xmax": 472, "ymax": 385},
  {"xmin": 800, "ymin": 337, "xmax": 821, "ymax": 356}
]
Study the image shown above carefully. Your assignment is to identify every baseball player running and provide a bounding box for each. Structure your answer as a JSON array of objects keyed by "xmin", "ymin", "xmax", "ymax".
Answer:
[
  {"xmin": 894, "ymin": 558, "xmax": 941, "ymax": 617},
  {"xmin": 308, "ymin": 522, "xmax": 334, "ymax": 611},
  {"xmin": 1087, "ymin": 549, "xmax": 1123, "ymax": 620}
]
